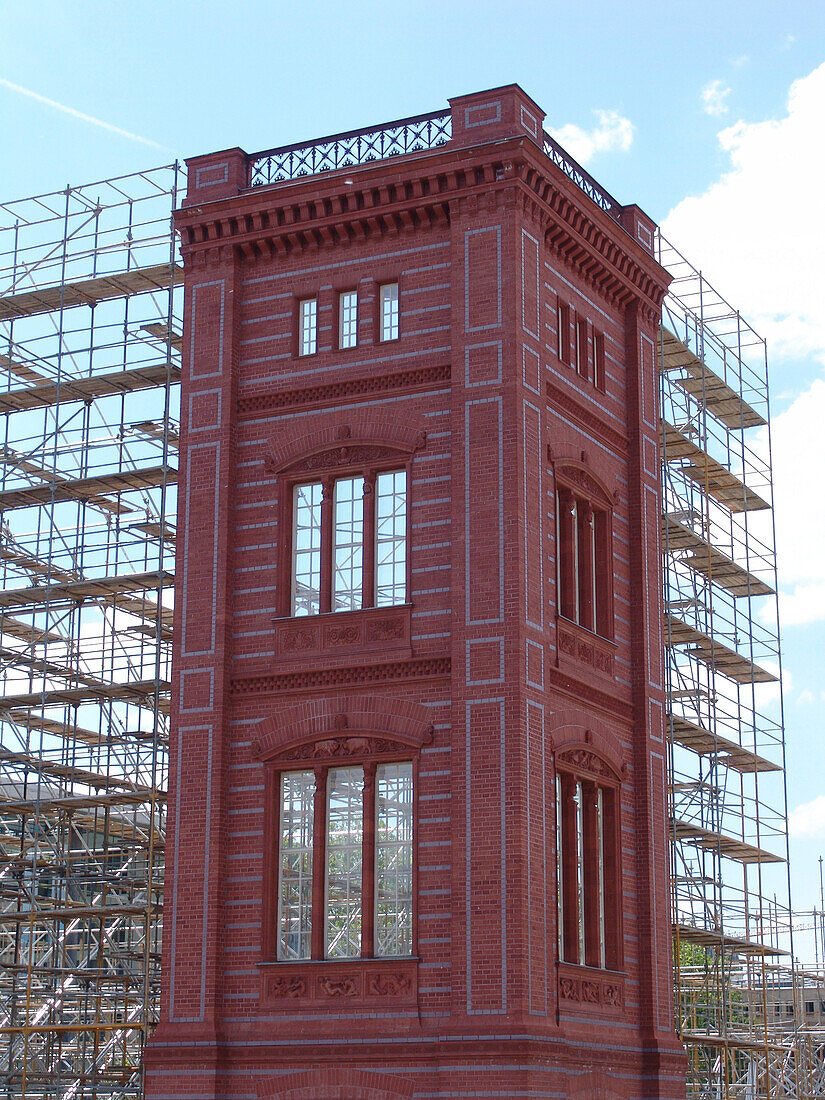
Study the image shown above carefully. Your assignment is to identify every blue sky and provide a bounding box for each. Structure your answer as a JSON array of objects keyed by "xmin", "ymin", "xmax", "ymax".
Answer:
[{"xmin": 2, "ymin": 1, "xmax": 825, "ymax": 951}]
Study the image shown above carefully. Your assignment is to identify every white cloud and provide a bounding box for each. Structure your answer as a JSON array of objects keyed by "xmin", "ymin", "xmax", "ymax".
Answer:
[
  {"xmin": 662, "ymin": 63, "xmax": 825, "ymax": 365},
  {"xmin": 789, "ymin": 795, "xmax": 825, "ymax": 839},
  {"xmin": 552, "ymin": 110, "xmax": 634, "ymax": 165},
  {"xmin": 797, "ymin": 689, "xmax": 815, "ymax": 705},
  {"xmin": 701, "ymin": 79, "xmax": 731, "ymax": 116}
]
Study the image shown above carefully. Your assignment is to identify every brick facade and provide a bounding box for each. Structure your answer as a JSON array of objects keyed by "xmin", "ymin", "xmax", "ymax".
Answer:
[{"xmin": 144, "ymin": 85, "xmax": 687, "ymax": 1098}]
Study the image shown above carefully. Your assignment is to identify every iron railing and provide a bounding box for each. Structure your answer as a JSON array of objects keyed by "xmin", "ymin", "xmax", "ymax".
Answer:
[
  {"xmin": 248, "ymin": 105, "xmax": 623, "ymax": 226},
  {"xmin": 542, "ymin": 130, "xmax": 622, "ymax": 222},
  {"xmin": 249, "ymin": 110, "xmax": 452, "ymax": 187}
]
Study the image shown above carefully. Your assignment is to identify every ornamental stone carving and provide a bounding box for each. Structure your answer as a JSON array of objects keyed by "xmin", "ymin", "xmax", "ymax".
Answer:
[
  {"xmin": 369, "ymin": 973, "xmax": 412, "ymax": 996},
  {"xmin": 318, "ymin": 976, "xmax": 357, "ymax": 997}
]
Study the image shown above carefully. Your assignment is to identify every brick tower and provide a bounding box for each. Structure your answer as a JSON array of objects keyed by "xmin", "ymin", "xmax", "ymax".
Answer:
[{"xmin": 144, "ymin": 85, "xmax": 687, "ymax": 1098}]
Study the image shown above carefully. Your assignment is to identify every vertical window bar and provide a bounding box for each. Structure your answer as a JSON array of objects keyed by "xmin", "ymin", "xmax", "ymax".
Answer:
[
  {"xmin": 339, "ymin": 290, "xmax": 358, "ymax": 348},
  {"xmin": 299, "ymin": 298, "xmax": 317, "ymax": 356},
  {"xmin": 571, "ymin": 498, "xmax": 580, "ymax": 624},
  {"xmin": 597, "ymin": 787, "xmax": 606, "ymax": 969},
  {"xmin": 292, "ymin": 482, "xmax": 322, "ymax": 615},
  {"xmin": 375, "ymin": 762, "xmax": 413, "ymax": 957},
  {"xmin": 556, "ymin": 772, "xmax": 564, "ymax": 961},
  {"xmin": 379, "ymin": 283, "xmax": 399, "ymax": 341},
  {"xmin": 375, "ymin": 470, "xmax": 407, "ymax": 606},
  {"xmin": 333, "ymin": 476, "xmax": 364, "ymax": 611},
  {"xmin": 325, "ymin": 766, "xmax": 364, "ymax": 958},
  {"xmin": 277, "ymin": 771, "xmax": 315, "ymax": 960}
]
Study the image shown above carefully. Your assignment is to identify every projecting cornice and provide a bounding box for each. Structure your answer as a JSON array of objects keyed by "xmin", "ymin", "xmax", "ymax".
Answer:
[{"xmin": 174, "ymin": 135, "xmax": 668, "ymax": 312}]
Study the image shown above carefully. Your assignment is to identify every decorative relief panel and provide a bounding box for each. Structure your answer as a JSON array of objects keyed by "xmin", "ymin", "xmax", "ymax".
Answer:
[
  {"xmin": 260, "ymin": 958, "xmax": 418, "ymax": 1009},
  {"xmin": 556, "ymin": 616, "xmax": 616, "ymax": 680},
  {"xmin": 273, "ymin": 605, "xmax": 412, "ymax": 668},
  {"xmin": 558, "ymin": 963, "xmax": 624, "ymax": 1015}
]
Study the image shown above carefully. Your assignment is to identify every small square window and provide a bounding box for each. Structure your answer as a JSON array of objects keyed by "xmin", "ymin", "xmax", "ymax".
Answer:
[
  {"xmin": 339, "ymin": 290, "xmax": 358, "ymax": 349},
  {"xmin": 298, "ymin": 298, "xmax": 317, "ymax": 356},
  {"xmin": 806, "ymin": 1001, "xmax": 815, "ymax": 1014},
  {"xmin": 379, "ymin": 283, "xmax": 399, "ymax": 341}
]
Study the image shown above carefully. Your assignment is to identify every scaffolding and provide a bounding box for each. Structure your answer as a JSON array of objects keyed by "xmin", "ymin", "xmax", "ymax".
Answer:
[
  {"xmin": 657, "ymin": 232, "xmax": 825, "ymax": 1096},
  {"xmin": 0, "ymin": 165, "xmax": 181, "ymax": 1098}
]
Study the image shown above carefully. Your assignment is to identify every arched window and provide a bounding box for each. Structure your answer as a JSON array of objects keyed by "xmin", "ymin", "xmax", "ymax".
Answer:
[
  {"xmin": 555, "ymin": 466, "xmax": 614, "ymax": 638},
  {"xmin": 555, "ymin": 747, "xmax": 621, "ymax": 971}
]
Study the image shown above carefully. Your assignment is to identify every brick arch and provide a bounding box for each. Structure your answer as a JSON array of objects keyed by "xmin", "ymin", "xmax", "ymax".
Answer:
[
  {"xmin": 256, "ymin": 1066, "xmax": 415, "ymax": 1099},
  {"xmin": 549, "ymin": 709, "xmax": 625, "ymax": 778},
  {"xmin": 568, "ymin": 1069, "xmax": 626, "ymax": 1098},
  {"xmin": 553, "ymin": 459, "xmax": 613, "ymax": 508},
  {"xmin": 251, "ymin": 695, "xmax": 435, "ymax": 761},
  {"xmin": 268, "ymin": 408, "xmax": 426, "ymax": 473}
]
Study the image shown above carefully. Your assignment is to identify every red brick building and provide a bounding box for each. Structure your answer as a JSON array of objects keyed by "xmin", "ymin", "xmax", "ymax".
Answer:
[{"xmin": 144, "ymin": 85, "xmax": 687, "ymax": 1098}]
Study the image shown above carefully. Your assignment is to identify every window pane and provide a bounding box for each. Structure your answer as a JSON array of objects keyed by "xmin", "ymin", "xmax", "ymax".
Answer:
[
  {"xmin": 597, "ymin": 787, "xmax": 606, "ymax": 969},
  {"xmin": 376, "ymin": 762, "xmax": 413, "ymax": 957},
  {"xmin": 278, "ymin": 771, "xmax": 315, "ymax": 961},
  {"xmin": 375, "ymin": 469, "xmax": 407, "ymax": 606},
  {"xmin": 325, "ymin": 766, "xmax": 364, "ymax": 958},
  {"xmin": 333, "ymin": 476, "xmax": 364, "ymax": 611},
  {"xmin": 380, "ymin": 283, "xmax": 399, "ymax": 341},
  {"xmin": 293, "ymin": 482, "xmax": 322, "ymax": 616},
  {"xmin": 299, "ymin": 298, "xmax": 317, "ymax": 356},
  {"xmin": 339, "ymin": 290, "xmax": 358, "ymax": 349},
  {"xmin": 575, "ymin": 781, "xmax": 585, "ymax": 964}
]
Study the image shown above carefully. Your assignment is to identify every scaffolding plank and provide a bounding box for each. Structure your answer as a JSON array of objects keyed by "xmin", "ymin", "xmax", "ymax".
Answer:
[
  {"xmin": 0, "ymin": 362, "xmax": 181, "ymax": 413},
  {"xmin": 0, "ymin": 615, "xmax": 65, "ymax": 646},
  {"xmin": 0, "ymin": 789, "xmax": 163, "ymax": 814},
  {"xmin": 0, "ymin": 568, "xmax": 173, "ymax": 609},
  {"xmin": 662, "ymin": 422, "xmax": 769, "ymax": 512},
  {"xmin": 0, "ymin": 904, "xmax": 158, "ymax": 924},
  {"xmin": 0, "ymin": 679, "xmax": 171, "ymax": 710},
  {"xmin": 3, "ymin": 713, "xmax": 165, "ymax": 748},
  {"xmin": 141, "ymin": 322, "xmax": 182, "ymax": 350},
  {"xmin": 665, "ymin": 613, "xmax": 778, "ymax": 684},
  {"xmin": 0, "ymin": 540, "xmax": 79, "ymax": 582},
  {"xmin": 662, "ymin": 515, "xmax": 774, "ymax": 597},
  {"xmin": 660, "ymin": 328, "xmax": 767, "ymax": 429},
  {"xmin": 0, "ymin": 263, "xmax": 183, "ymax": 321},
  {"xmin": 0, "ymin": 748, "xmax": 161, "ymax": 796},
  {"xmin": 0, "ymin": 464, "xmax": 177, "ymax": 512},
  {"xmin": 672, "ymin": 817, "xmax": 783, "ymax": 864},
  {"xmin": 0, "ymin": 353, "xmax": 49, "ymax": 385},
  {"xmin": 668, "ymin": 714, "xmax": 781, "ymax": 774},
  {"xmin": 674, "ymin": 921, "xmax": 786, "ymax": 957}
]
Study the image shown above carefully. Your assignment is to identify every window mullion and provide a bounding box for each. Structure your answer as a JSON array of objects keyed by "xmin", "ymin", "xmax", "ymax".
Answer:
[
  {"xmin": 311, "ymin": 766, "xmax": 328, "ymax": 960},
  {"xmin": 578, "ymin": 500, "xmax": 594, "ymax": 632},
  {"xmin": 319, "ymin": 478, "xmax": 334, "ymax": 614},
  {"xmin": 361, "ymin": 473, "xmax": 376, "ymax": 609},
  {"xmin": 361, "ymin": 763, "xmax": 377, "ymax": 958}
]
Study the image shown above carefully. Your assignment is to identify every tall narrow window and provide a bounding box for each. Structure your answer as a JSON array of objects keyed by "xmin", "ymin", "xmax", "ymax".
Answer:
[
  {"xmin": 556, "ymin": 481, "xmax": 612, "ymax": 638},
  {"xmin": 275, "ymin": 752, "xmax": 415, "ymax": 962},
  {"xmin": 277, "ymin": 770, "xmax": 315, "ymax": 960},
  {"xmin": 325, "ymin": 766, "xmax": 364, "ymax": 958},
  {"xmin": 333, "ymin": 476, "xmax": 365, "ymax": 612},
  {"xmin": 292, "ymin": 482, "xmax": 322, "ymax": 616},
  {"xmin": 379, "ymin": 283, "xmax": 399, "ymax": 341},
  {"xmin": 339, "ymin": 290, "xmax": 358, "ymax": 349},
  {"xmin": 375, "ymin": 470, "xmax": 407, "ymax": 607},
  {"xmin": 375, "ymin": 762, "xmax": 413, "ymax": 957},
  {"xmin": 594, "ymin": 331, "xmax": 606, "ymax": 391},
  {"xmin": 556, "ymin": 764, "xmax": 619, "ymax": 970},
  {"xmin": 557, "ymin": 300, "xmax": 571, "ymax": 365},
  {"xmin": 298, "ymin": 298, "xmax": 317, "ymax": 356}
]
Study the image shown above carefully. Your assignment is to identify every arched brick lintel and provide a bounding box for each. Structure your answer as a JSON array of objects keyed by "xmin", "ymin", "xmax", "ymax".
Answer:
[
  {"xmin": 251, "ymin": 695, "xmax": 435, "ymax": 761},
  {"xmin": 256, "ymin": 1067, "xmax": 415, "ymax": 1098},
  {"xmin": 550, "ymin": 709, "xmax": 625, "ymax": 779},
  {"xmin": 269, "ymin": 409, "xmax": 427, "ymax": 473}
]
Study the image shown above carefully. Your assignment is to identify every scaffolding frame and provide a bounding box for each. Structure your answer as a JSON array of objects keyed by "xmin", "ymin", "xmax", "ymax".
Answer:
[
  {"xmin": 658, "ymin": 232, "xmax": 825, "ymax": 1097},
  {"xmin": 0, "ymin": 165, "xmax": 181, "ymax": 1099}
]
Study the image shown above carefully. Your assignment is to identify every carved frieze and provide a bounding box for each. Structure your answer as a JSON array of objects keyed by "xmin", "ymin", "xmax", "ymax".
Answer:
[
  {"xmin": 558, "ymin": 965, "xmax": 624, "ymax": 1012},
  {"xmin": 272, "ymin": 605, "xmax": 412, "ymax": 668},
  {"xmin": 259, "ymin": 958, "xmax": 418, "ymax": 1009}
]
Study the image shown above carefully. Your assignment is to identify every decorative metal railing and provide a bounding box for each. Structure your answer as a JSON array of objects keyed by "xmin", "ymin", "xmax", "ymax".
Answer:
[
  {"xmin": 542, "ymin": 130, "xmax": 622, "ymax": 222},
  {"xmin": 248, "ymin": 105, "xmax": 623, "ymax": 226},
  {"xmin": 249, "ymin": 110, "xmax": 452, "ymax": 187}
]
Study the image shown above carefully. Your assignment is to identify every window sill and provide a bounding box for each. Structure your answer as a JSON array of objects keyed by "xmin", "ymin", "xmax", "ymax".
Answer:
[
  {"xmin": 557, "ymin": 961, "xmax": 624, "ymax": 1014},
  {"xmin": 273, "ymin": 604, "xmax": 413, "ymax": 668},
  {"xmin": 259, "ymin": 956, "xmax": 418, "ymax": 1008},
  {"xmin": 556, "ymin": 615, "xmax": 616, "ymax": 680}
]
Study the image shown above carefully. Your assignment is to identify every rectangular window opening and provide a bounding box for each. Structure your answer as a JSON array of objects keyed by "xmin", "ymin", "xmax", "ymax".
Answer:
[
  {"xmin": 379, "ymin": 282, "xmax": 399, "ymax": 342},
  {"xmin": 375, "ymin": 469, "xmax": 407, "ymax": 606},
  {"xmin": 277, "ymin": 770, "xmax": 315, "ymax": 961},
  {"xmin": 333, "ymin": 476, "xmax": 365, "ymax": 612},
  {"xmin": 325, "ymin": 766, "xmax": 364, "ymax": 959},
  {"xmin": 292, "ymin": 482, "xmax": 322, "ymax": 616},
  {"xmin": 298, "ymin": 298, "xmax": 317, "ymax": 356},
  {"xmin": 375, "ymin": 762, "xmax": 413, "ymax": 957},
  {"xmin": 339, "ymin": 290, "xmax": 358, "ymax": 349}
]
